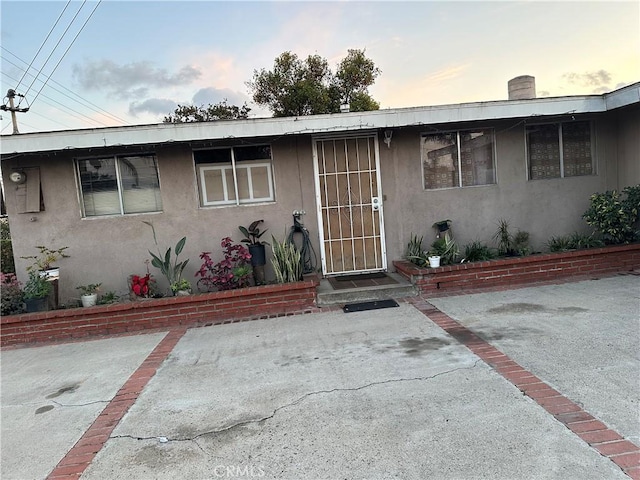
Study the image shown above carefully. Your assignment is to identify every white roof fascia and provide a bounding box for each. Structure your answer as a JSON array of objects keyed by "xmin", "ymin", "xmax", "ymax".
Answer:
[{"xmin": 1, "ymin": 86, "xmax": 636, "ymax": 157}]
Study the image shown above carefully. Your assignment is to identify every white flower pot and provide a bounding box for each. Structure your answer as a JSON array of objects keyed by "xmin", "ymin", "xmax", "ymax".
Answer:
[
  {"xmin": 81, "ymin": 293, "xmax": 98, "ymax": 307},
  {"xmin": 428, "ymin": 256, "xmax": 441, "ymax": 268}
]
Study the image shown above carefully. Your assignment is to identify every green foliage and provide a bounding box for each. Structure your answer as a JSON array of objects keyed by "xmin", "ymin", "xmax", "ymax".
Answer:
[
  {"xmin": 547, "ymin": 232, "xmax": 605, "ymax": 252},
  {"xmin": 21, "ymin": 245, "xmax": 69, "ymax": 271},
  {"xmin": 1, "ymin": 273, "xmax": 24, "ymax": 315},
  {"xmin": 170, "ymin": 279, "xmax": 191, "ymax": 293},
  {"xmin": 582, "ymin": 185, "xmax": 640, "ymax": 244},
  {"xmin": 271, "ymin": 235, "xmax": 303, "ymax": 283},
  {"xmin": 143, "ymin": 221, "xmax": 189, "ymax": 289},
  {"xmin": 239, "ymin": 220, "xmax": 269, "ymax": 245},
  {"xmin": 463, "ymin": 241, "xmax": 496, "ymax": 262},
  {"xmin": 405, "ymin": 234, "xmax": 427, "ymax": 267},
  {"xmin": 1, "ymin": 240, "xmax": 15, "ymax": 274},
  {"xmin": 76, "ymin": 283, "xmax": 101, "ymax": 295},
  {"xmin": 248, "ymin": 49, "xmax": 380, "ymax": 117},
  {"xmin": 163, "ymin": 100, "xmax": 251, "ymax": 123},
  {"xmin": 430, "ymin": 236, "xmax": 459, "ymax": 265},
  {"xmin": 97, "ymin": 291, "xmax": 119, "ymax": 305},
  {"xmin": 23, "ymin": 271, "xmax": 52, "ymax": 300},
  {"xmin": 493, "ymin": 219, "xmax": 530, "ymax": 256}
]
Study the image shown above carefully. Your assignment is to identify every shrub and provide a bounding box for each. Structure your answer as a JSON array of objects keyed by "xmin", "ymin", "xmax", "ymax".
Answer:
[
  {"xmin": 1, "ymin": 273, "xmax": 24, "ymax": 315},
  {"xmin": 195, "ymin": 237, "xmax": 252, "ymax": 291},
  {"xmin": 582, "ymin": 185, "xmax": 640, "ymax": 244},
  {"xmin": 1, "ymin": 218, "xmax": 15, "ymax": 273},
  {"xmin": 494, "ymin": 219, "xmax": 530, "ymax": 256},
  {"xmin": 271, "ymin": 236, "xmax": 302, "ymax": 283},
  {"xmin": 430, "ymin": 236, "xmax": 459, "ymax": 265},
  {"xmin": 405, "ymin": 234, "xmax": 427, "ymax": 267},
  {"xmin": 547, "ymin": 232, "xmax": 604, "ymax": 252},
  {"xmin": 463, "ymin": 241, "xmax": 496, "ymax": 262}
]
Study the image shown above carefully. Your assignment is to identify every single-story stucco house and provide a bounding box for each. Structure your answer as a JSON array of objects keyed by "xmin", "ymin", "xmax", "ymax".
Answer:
[{"xmin": 1, "ymin": 79, "xmax": 638, "ymax": 303}]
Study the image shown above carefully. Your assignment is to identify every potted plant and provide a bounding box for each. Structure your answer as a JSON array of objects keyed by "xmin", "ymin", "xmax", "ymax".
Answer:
[
  {"xmin": 239, "ymin": 220, "xmax": 269, "ymax": 284},
  {"xmin": 170, "ymin": 278, "xmax": 192, "ymax": 296},
  {"xmin": 21, "ymin": 245, "xmax": 69, "ymax": 279},
  {"xmin": 23, "ymin": 270, "xmax": 52, "ymax": 312},
  {"xmin": 76, "ymin": 283, "xmax": 101, "ymax": 307}
]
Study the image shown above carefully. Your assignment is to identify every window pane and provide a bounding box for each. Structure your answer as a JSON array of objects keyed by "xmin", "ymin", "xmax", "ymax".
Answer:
[
  {"xmin": 251, "ymin": 166, "xmax": 270, "ymax": 199},
  {"xmin": 459, "ymin": 130, "xmax": 495, "ymax": 187},
  {"xmin": 203, "ymin": 169, "xmax": 226, "ymax": 203},
  {"xmin": 194, "ymin": 148, "xmax": 231, "ymax": 164},
  {"xmin": 78, "ymin": 158, "xmax": 121, "ymax": 216},
  {"xmin": 120, "ymin": 155, "xmax": 162, "ymax": 214},
  {"xmin": 527, "ymin": 124, "xmax": 560, "ymax": 179},
  {"xmin": 563, "ymin": 121, "xmax": 592, "ymax": 177},
  {"xmin": 236, "ymin": 167, "xmax": 250, "ymax": 200},
  {"xmin": 234, "ymin": 145, "xmax": 271, "ymax": 161},
  {"xmin": 422, "ymin": 133, "xmax": 458, "ymax": 189}
]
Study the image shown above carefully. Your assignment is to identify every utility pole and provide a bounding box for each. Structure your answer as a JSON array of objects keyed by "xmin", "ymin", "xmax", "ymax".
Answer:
[{"xmin": 1, "ymin": 89, "xmax": 29, "ymax": 134}]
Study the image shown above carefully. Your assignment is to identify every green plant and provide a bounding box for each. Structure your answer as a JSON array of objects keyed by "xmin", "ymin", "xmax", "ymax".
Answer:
[
  {"xmin": 405, "ymin": 234, "xmax": 427, "ymax": 267},
  {"xmin": 271, "ymin": 235, "xmax": 303, "ymax": 283},
  {"xmin": 568, "ymin": 232, "xmax": 604, "ymax": 249},
  {"xmin": 547, "ymin": 235, "xmax": 572, "ymax": 253},
  {"xmin": 1, "ymin": 219, "xmax": 15, "ymax": 274},
  {"xmin": 143, "ymin": 221, "xmax": 189, "ymax": 289},
  {"xmin": 76, "ymin": 283, "xmax": 101, "ymax": 295},
  {"xmin": 463, "ymin": 241, "xmax": 496, "ymax": 262},
  {"xmin": 239, "ymin": 220, "xmax": 269, "ymax": 245},
  {"xmin": 582, "ymin": 185, "xmax": 640, "ymax": 244},
  {"xmin": 97, "ymin": 291, "xmax": 119, "ymax": 305},
  {"xmin": 21, "ymin": 245, "xmax": 69, "ymax": 272},
  {"xmin": 170, "ymin": 278, "xmax": 191, "ymax": 293},
  {"xmin": 430, "ymin": 236, "xmax": 459, "ymax": 265},
  {"xmin": 1, "ymin": 273, "xmax": 24, "ymax": 315},
  {"xmin": 493, "ymin": 219, "xmax": 530, "ymax": 256},
  {"xmin": 23, "ymin": 270, "xmax": 52, "ymax": 299}
]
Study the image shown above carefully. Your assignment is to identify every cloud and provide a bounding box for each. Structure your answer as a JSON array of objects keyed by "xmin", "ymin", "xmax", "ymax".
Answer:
[
  {"xmin": 192, "ymin": 87, "xmax": 250, "ymax": 107},
  {"xmin": 73, "ymin": 60, "xmax": 201, "ymax": 98},
  {"xmin": 562, "ymin": 70, "xmax": 611, "ymax": 87},
  {"xmin": 128, "ymin": 98, "xmax": 178, "ymax": 117}
]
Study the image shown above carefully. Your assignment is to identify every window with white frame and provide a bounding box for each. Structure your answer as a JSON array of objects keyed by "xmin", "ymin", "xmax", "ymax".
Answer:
[
  {"xmin": 195, "ymin": 145, "xmax": 274, "ymax": 206},
  {"xmin": 421, "ymin": 129, "xmax": 496, "ymax": 190},
  {"xmin": 76, "ymin": 154, "xmax": 162, "ymax": 217},
  {"xmin": 526, "ymin": 121, "xmax": 593, "ymax": 180}
]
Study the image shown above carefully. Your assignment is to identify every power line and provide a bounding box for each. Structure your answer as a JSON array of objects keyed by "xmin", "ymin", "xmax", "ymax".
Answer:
[
  {"xmin": 13, "ymin": 0, "xmax": 72, "ymax": 92},
  {"xmin": 31, "ymin": 1, "xmax": 102, "ymax": 108},
  {"xmin": 2, "ymin": 51, "xmax": 127, "ymax": 124}
]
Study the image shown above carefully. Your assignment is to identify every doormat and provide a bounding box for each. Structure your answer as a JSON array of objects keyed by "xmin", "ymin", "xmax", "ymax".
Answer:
[
  {"xmin": 328, "ymin": 273, "xmax": 398, "ymax": 290},
  {"xmin": 343, "ymin": 299, "xmax": 399, "ymax": 313}
]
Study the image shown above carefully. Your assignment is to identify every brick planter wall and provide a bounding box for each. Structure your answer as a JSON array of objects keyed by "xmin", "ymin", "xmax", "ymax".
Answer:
[
  {"xmin": 394, "ymin": 244, "xmax": 640, "ymax": 296},
  {"xmin": 1, "ymin": 277, "xmax": 319, "ymax": 347}
]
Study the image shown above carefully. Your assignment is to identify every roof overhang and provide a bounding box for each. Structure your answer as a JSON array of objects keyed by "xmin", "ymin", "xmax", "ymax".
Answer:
[{"xmin": 1, "ymin": 82, "xmax": 638, "ymax": 158}]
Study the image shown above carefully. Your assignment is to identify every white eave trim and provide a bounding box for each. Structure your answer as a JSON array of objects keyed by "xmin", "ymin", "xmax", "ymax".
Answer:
[{"xmin": 1, "ymin": 82, "xmax": 638, "ymax": 157}]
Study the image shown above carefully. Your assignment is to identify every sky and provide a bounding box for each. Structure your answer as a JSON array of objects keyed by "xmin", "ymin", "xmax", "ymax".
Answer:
[{"xmin": 1, "ymin": 0, "xmax": 638, "ymax": 134}]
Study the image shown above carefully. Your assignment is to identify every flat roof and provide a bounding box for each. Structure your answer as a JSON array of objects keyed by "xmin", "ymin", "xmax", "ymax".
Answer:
[{"xmin": 1, "ymin": 82, "xmax": 638, "ymax": 157}]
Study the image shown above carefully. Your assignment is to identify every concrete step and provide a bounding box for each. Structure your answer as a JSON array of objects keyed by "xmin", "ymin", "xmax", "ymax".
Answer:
[{"xmin": 316, "ymin": 273, "xmax": 418, "ymax": 307}]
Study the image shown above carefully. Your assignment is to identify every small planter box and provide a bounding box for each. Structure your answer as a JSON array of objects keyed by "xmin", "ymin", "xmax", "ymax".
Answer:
[{"xmin": 394, "ymin": 243, "xmax": 640, "ymax": 296}]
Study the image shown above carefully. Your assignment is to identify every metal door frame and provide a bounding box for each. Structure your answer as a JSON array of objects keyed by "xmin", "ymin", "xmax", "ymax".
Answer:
[{"xmin": 311, "ymin": 131, "xmax": 387, "ymax": 276}]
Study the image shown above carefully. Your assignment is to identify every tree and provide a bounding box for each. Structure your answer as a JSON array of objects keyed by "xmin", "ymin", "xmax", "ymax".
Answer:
[
  {"xmin": 247, "ymin": 49, "xmax": 381, "ymax": 117},
  {"xmin": 163, "ymin": 100, "xmax": 250, "ymax": 123}
]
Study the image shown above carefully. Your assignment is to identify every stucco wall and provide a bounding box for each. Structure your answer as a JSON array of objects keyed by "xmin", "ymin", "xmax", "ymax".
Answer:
[{"xmin": 3, "ymin": 110, "xmax": 633, "ymax": 303}]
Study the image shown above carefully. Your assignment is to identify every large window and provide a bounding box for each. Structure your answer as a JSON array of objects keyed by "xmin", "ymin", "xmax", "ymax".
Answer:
[
  {"xmin": 526, "ymin": 121, "xmax": 593, "ymax": 180},
  {"xmin": 195, "ymin": 145, "xmax": 274, "ymax": 206},
  {"xmin": 76, "ymin": 154, "xmax": 162, "ymax": 217},
  {"xmin": 421, "ymin": 129, "xmax": 496, "ymax": 190}
]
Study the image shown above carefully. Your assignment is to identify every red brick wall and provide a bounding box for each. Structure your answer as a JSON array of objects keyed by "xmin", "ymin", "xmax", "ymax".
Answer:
[
  {"xmin": 1, "ymin": 278, "xmax": 319, "ymax": 347},
  {"xmin": 394, "ymin": 244, "xmax": 640, "ymax": 296}
]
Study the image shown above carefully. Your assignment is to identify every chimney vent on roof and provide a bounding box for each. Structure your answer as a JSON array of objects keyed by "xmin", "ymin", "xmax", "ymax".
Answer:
[{"xmin": 508, "ymin": 75, "xmax": 536, "ymax": 100}]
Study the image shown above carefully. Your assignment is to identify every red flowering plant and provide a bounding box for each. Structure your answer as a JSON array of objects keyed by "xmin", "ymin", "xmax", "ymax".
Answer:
[
  {"xmin": 195, "ymin": 237, "xmax": 253, "ymax": 291},
  {"xmin": 131, "ymin": 273, "xmax": 152, "ymax": 297}
]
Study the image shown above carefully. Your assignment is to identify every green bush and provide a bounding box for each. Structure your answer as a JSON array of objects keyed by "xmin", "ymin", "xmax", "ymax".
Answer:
[
  {"xmin": 493, "ymin": 219, "xmax": 530, "ymax": 256},
  {"xmin": 582, "ymin": 185, "xmax": 640, "ymax": 244},
  {"xmin": 0, "ymin": 218, "xmax": 15, "ymax": 273},
  {"xmin": 1, "ymin": 273, "xmax": 24, "ymax": 315},
  {"xmin": 463, "ymin": 241, "xmax": 496, "ymax": 262}
]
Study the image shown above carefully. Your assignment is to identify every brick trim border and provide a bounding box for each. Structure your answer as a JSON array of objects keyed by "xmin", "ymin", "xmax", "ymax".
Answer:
[
  {"xmin": 395, "ymin": 243, "xmax": 640, "ymax": 296},
  {"xmin": 1, "ymin": 277, "xmax": 319, "ymax": 348},
  {"xmin": 46, "ymin": 328, "xmax": 188, "ymax": 480},
  {"xmin": 408, "ymin": 297, "xmax": 640, "ymax": 479}
]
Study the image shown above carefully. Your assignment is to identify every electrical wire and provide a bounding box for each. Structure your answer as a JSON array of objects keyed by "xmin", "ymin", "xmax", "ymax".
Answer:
[
  {"xmin": 13, "ymin": 0, "xmax": 72, "ymax": 92},
  {"xmin": 30, "ymin": 0, "xmax": 102, "ymax": 108},
  {"xmin": 2, "ymin": 48, "xmax": 127, "ymax": 124}
]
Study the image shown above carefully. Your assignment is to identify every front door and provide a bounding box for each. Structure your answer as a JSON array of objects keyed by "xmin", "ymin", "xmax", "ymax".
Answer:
[{"xmin": 313, "ymin": 133, "xmax": 387, "ymax": 276}]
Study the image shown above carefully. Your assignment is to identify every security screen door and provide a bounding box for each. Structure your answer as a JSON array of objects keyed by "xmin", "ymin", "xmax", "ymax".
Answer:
[{"xmin": 313, "ymin": 133, "xmax": 387, "ymax": 275}]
